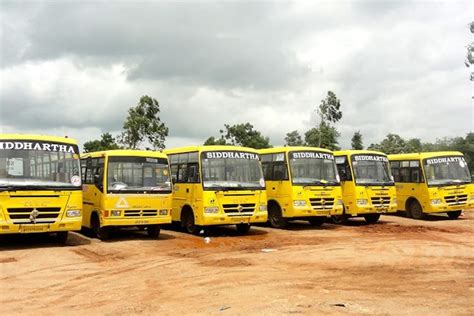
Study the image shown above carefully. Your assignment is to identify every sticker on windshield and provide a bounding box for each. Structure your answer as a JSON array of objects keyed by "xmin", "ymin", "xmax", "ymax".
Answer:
[
  {"xmin": 71, "ymin": 175, "xmax": 81, "ymax": 187},
  {"xmin": 115, "ymin": 197, "xmax": 129, "ymax": 208},
  {"xmin": 459, "ymin": 160, "xmax": 466, "ymax": 168},
  {"xmin": 162, "ymin": 169, "xmax": 169, "ymax": 176},
  {"xmin": 259, "ymin": 178, "xmax": 265, "ymax": 187}
]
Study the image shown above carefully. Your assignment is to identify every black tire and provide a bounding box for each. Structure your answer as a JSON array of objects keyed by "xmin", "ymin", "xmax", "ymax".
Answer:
[
  {"xmin": 236, "ymin": 223, "xmax": 251, "ymax": 234},
  {"xmin": 147, "ymin": 225, "xmax": 161, "ymax": 238},
  {"xmin": 56, "ymin": 231, "xmax": 69, "ymax": 245},
  {"xmin": 91, "ymin": 214, "xmax": 110, "ymax": 240},
  {"xmin": 182, "ymin": 209, "xmax": 200, "ymax": 235},
  {"xmin": 409, "ymin": 200, "xmax": 424, "ymax": 220},
  {"xmin": 331, "ymin": 214, "xmax": 348, "ymax": 225},
  {"xmin": 447, "ymin": 210, "xmax": 462, "ymax": 219},
  {"xmin": 268, "ymin": 203, "xmax": 288, "ymax": 229},
  {"xmin": 308, "ymin": 217, "xmax": 325, "ymax": 227},
  {"xmin": 364, "ymin": 214, "xmax": 381, "ymax": 224}
]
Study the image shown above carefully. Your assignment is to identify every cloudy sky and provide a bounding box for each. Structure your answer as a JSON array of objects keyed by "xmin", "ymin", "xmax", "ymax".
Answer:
[{"xmin": 0, "ymin": 0, "xmax": 472, "ymax": 150}]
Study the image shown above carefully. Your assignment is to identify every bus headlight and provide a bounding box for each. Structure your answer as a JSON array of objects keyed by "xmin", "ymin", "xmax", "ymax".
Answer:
[
  {"xmin": 430, "ymin": 199, "xmax": 441, "ymax": 205},
  {"xmin": 66, "ymin": 210, "xmax": 81, "ymax": 217},
  {"xmin": 336, "ymin": 199, "xmax": 343, "ymax": 205},
  {"xmin": 470, "ymin": 195, "xmax": 474, "ymax": 201},
  {"xmin": 111, "ymin": 210, "xmax": 121, "ymax": 217},
  {"xmin": 204, "ymin": 207, "xmax": 219, "ymax": 214},
  {"xmin": 159, "ymin": 209, "xmax": 168, "ymax": 215},
  {"xmin": 259, "ymin": 204, "xmax": 267, "ymax": 211},
  {"xmin": 356, "ymin": 199, "xmax": 368, "ymax": 206},
  {"xmin": 293, "ymin": 200, "xmax": 307, "ymax": 207}
]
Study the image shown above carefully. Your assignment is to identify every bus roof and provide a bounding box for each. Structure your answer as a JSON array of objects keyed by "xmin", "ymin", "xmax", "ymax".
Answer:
[
  {"xmin": 258, "ymin": 146, "xmax": 333, "ymax": 155},
  {"xmin": 0, "ymin": 133, "xmax": 78, "ymax": 145},
  {"xmin": 388, "ymin": 151, "xmax": 464, "ymax": 161},
  {"xmin": 335, "ymin": 149, "xmax": 387, "ymax": 157},
  {"xmin": 81, "ymin": 149, "xmax": 167, "ymax": 159},
  {"xmin": 164, "ymin": 145, "xmax": 260, "ymax": 155}
]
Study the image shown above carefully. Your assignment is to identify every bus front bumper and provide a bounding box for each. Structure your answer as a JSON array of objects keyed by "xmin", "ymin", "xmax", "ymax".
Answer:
[
  {"xmin": 100, "ymin": 215, "xmax": 172, "ymax": 228},
  {"xmin": 425, "ymin": 200, "xmax": 474, "ymax": 213},
  {"xmin": 0, "ymin": 219, "xmax": 82, "ymax": 234},
  {"xmin": 198, "ymin": 212, "xmax": 268, "ymax": 226},
  {"xmin": 346, "ymin": 203, "xmax": 398, "ymax": 216},
  {"xmin": 286, "ymin": 204, "xmax": 344, "ymax": 218}
]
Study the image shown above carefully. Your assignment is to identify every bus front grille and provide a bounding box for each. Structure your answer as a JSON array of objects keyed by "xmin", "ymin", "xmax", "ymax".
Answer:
[
  {"xmin": 370, "ymin": 197, "xmax": 391, "ymax": 207},
  {"xmin": 7, "ymin": 207, "xmax": 61, "ymax": 224},
  {"xmin": 222, "ymin": 203, "xmax": 255, "ymax": 216},
  {"xmin": 444, "ymin": 195, "xmax": 467, "ymax": 206},
  {"xmin": 123, "ymin": 210, "xmax": 158, "ymax": 217},
  {"xmin": 309, "ymin": 198, "xmax": 334, "ymax": 210}
]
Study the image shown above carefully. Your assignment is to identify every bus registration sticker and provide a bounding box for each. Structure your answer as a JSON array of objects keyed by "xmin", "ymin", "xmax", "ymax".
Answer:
[{"xmin": 20, "ymin": 224, "xmax": 49, "ymax": 233}]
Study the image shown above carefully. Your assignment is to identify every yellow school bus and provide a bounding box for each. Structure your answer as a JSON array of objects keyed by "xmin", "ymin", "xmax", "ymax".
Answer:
[
  {"xmin": 389, "ymin": 151, "xmax": 474, "ymax": 219},
  {"xmin": 258, "ymin": 147, "xmax": 343, "ymax": 228},
  {"xmin": 81, "ymin": 150, "xmax": 172, "ymax": 240},
  {"xmin": 0, "ymin": 134, "xmax": 83, "ymax": 243},
  {"xmin": 163, "ymin": 145, "xmax": 268, "ymax": 234},
  {"xmin": 334, "ymin": 150, "xmax": 397, "ymax": 224}
]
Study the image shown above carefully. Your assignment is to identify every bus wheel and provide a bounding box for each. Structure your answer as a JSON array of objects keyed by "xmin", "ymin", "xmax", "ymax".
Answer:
[
  {"xmin": 147, "ymin": 225, "xmax": 161, "ymax": 238},
  {"xmin": 268, "ymin": 204, "xmax": 288, "ymax": 229},
  {"xmin": 308, "ymin": 217, "xmax": 325, "ymax": 227},
  {"xmin": 182, "ymin": 210, "xmax": 200, "ymax": 235},
  {"xmin": 364, "ymin": 214, "xmax": 380, "ymax": 224},
  {"xmin": 447, "ymin": 210, "xmax": 462, "ymax": 219},
  {"xmin": 409, "ymin": 200, "xmax": 424, "ymax": 220},
  {"xmin": 56, "ymin": 232, "xmax": 69, "ymax": 245},
  {"xmin": 331, "ymin": 215, "xmax": 348, "ymax": 225},
  {"xmin": 236, "ymin": 223, "xmax": 251, "ymax": 234},
  {"xmin": 91, "ymin": 214, "xmax": 110, "ymax": 240}
]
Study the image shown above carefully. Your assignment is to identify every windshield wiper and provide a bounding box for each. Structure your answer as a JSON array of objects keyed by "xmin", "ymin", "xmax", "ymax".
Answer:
[{"xmin": 0, "ymin": 185, "xmax": 61, "ymax": 191}]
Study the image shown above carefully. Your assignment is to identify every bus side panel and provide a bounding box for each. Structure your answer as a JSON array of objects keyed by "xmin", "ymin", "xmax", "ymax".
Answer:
[
  {"xmin": 82, "ymin": 184, "xmax": 103, "ymax": 228},
  {"xmin": 340, "ymin": 181, "xmax": 356, "ymax": 215}
]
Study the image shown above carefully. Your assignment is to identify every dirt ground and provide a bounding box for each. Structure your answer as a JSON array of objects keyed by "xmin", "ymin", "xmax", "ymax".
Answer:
[{"xmin": 1, "ymin": 211, "xmax": 473, "ymax": 316}]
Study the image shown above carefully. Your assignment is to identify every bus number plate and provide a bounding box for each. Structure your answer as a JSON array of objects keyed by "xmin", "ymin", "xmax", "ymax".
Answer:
[
  {"xmin": 135, "ymin": 220, "xmax": 149, "ymax": 225},
  {"xmin": 20, "ymin": 224, "xmax": 49, "ymax": 233}
]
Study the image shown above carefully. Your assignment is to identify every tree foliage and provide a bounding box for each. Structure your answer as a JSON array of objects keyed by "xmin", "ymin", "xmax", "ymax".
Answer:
[
  {"xmin": 204, "ymin": 123, "xmax": 271, "ymax": 149},
  {"xmin": 304, "ymin": 123, "xmax": 340, "ymax": 150},
  {"xmin": 120, "ymin": 95, "xmax": 169, "ymax": 149},
  {"xmin": 284, "ymin": 130, "xmax": 304, "ymax": 146},
  {"xmin": 316, "ymin": 91, "xmax": 342, "ymax": 147},
  {"xmin": 83, "ymin": 133, "xmax": 121, "ymax": 153},
  {"xmin": 351, "ymin": 131, "xmax": 363, "ymax": 150}
]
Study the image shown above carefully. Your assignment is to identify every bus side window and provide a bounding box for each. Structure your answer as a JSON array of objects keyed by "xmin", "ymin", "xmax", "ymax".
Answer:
[
  {"xmin": 272, "ymin": 163, "xmax": 288, "ymax": 180},
  {"xmin": 261, "ymin": 162, "xmax": 271, "ymax": 180},
  {"xmin": 391, "ymin": 161, "xmax": 400, "ymax": 182},
  {"xmin": 187, "ymin": 163, "xmax": 200, "ymax": 183},
  {"xmin": 336, "ymin": 162, "xmax": 352, "ymax": 181},
  {"xmin": 177, "ymin": 164, "xmax": 188, "ymax": 183},
  {"xmin": 170, "ymin": 164, "xmax": 178, "ymax": 183}
]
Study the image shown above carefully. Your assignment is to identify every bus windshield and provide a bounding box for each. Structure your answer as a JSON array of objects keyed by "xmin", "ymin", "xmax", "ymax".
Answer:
[
  {"xmin": 107, "ymin": 156, "xmax": 171, "ymax": 193},
  {"xmin": 351, "ymin": 154, "xmax": 393, "ymax": 186},
  {"xmin": 0, "ymin": 142, "xmax": 81, "ymax": 189},
  {"xmin": 423, "ymin": 156, "xmax": 471, "ymax": 186},
  {"xmin": 289, "ymin": 151, "xmax": 339, "ymax": 185},
  {"xmin": 201, "ymin": 151, "xmax": 265, "ymax": 190}
]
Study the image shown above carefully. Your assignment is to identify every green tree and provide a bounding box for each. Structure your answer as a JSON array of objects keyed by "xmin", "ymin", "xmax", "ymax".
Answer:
[
  {"xmin": 368, "ymin": 134, "xmax": 407, "ymax": 154},
  {"xmin": 120, "ymin": 95, "xmax": 169, "ymax": 149},
  {"xmin": 304, "ymin": 123, "xmax": 340, "ymax": 150},
  {"xmin": 351, "ymin": 131, "xmax": 363, "ymax": 150},
  {"xmin": 406, "ymin": 138, "xmax": 422, "ymax": 152},
  {"xmin": 316, "ymin": 91, "xmax": 342, "ymax": 147},
  {"xmin": 205, "ymin": 123, "xmax": 271, "ymax": 149},
  {"xmin": 83, "ymin": 133, "xmax": 121, "ymax": 153},
  {"xmin": 284, "ymin": 130, "xmax": 303, "ymax": 146},
  {"xmin": 203, "ymin": 136, "xmax": 227, "ymax": 146}
]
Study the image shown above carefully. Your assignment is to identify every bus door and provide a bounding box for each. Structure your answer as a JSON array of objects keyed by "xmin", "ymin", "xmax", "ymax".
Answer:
[{"xmin": 81, "ymin": 157, "xmax": 105, "ymax": 226}]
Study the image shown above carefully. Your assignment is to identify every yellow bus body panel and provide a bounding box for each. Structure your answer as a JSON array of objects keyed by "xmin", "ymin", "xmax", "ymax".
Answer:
[
  {"xmin": 0, "ymin": 134, "xmax": 83, "ymax": 234},
  {"xmin": 335, "ymin": 150, "xmax": 397, "ymax": 216},
  {"xmin": 389, "ymin": 152, "xmax": 474, "ymax": 214},
  {"xmin": 258, "ymin": 146, "xmax": 343, "ymax": 218},
  {"xmin": 164, "ymin": 145, "xmax": 268, "ymax": 226},
  {"xmin": 81, "ymin": 150, "xmax": 172, "ymax": 229}
]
